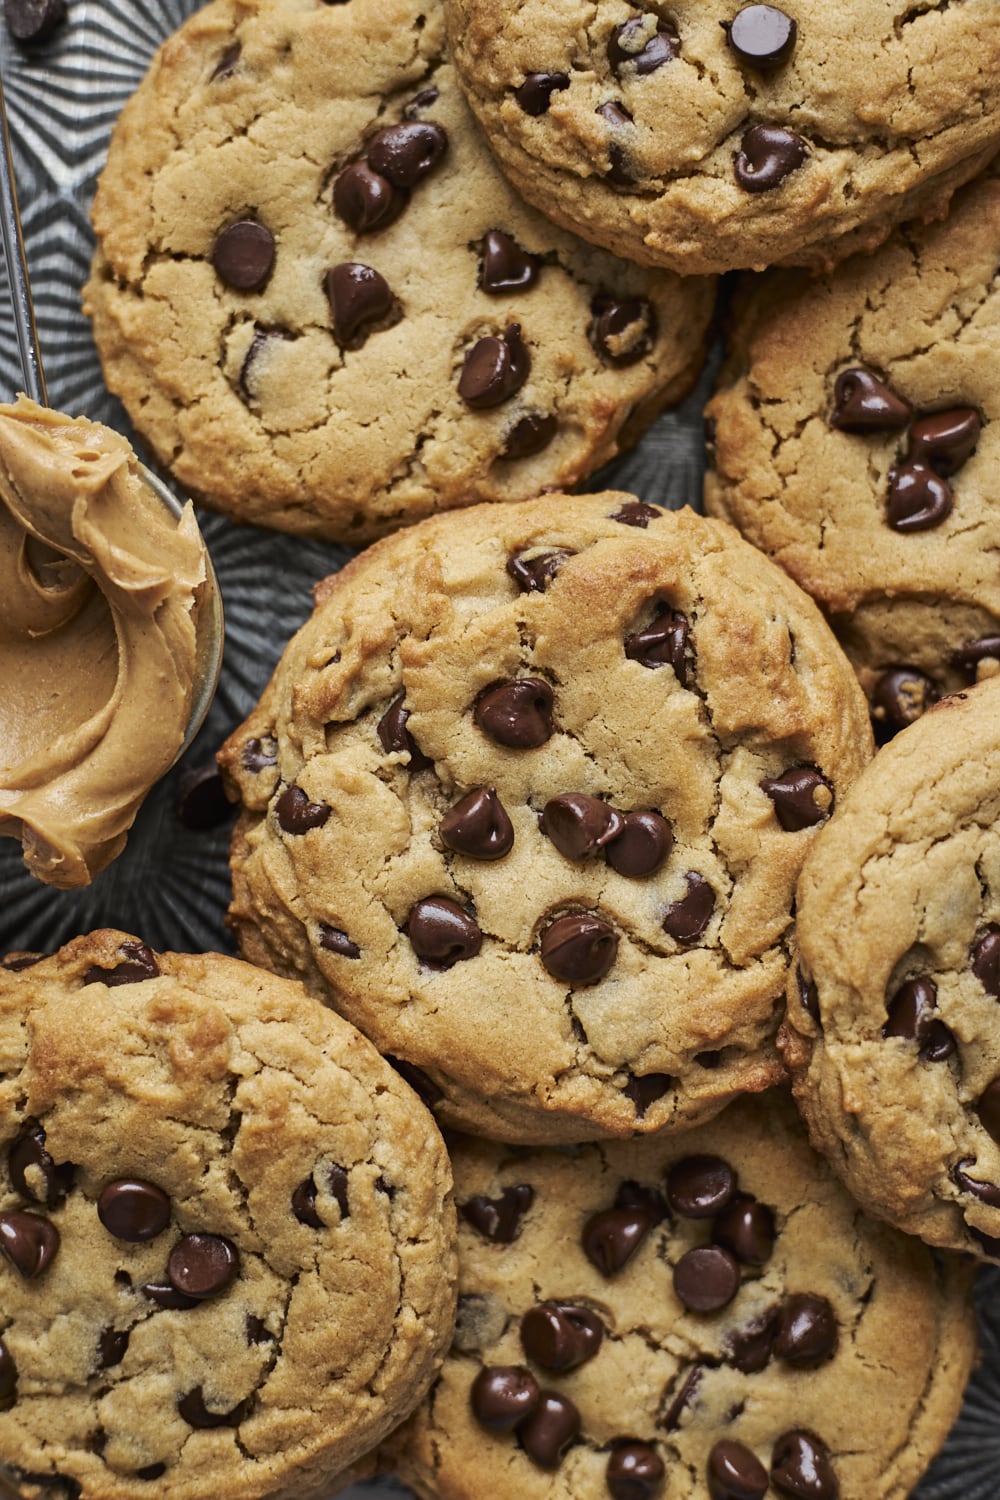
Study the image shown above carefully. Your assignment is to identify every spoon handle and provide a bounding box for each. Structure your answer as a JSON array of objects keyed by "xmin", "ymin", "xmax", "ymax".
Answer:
[{"xmin": 0, "ymin": 63, "xmax": 47, "ymax": 404}]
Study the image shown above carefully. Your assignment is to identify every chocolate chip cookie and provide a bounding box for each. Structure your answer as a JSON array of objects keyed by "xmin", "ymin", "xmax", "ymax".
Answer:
[
  {"xmin": 219, "ymin": 492, "xmax": 872, "ymax": 1143},
  {"xmin": 782, "ymin": 676, "xmax": 1000, "ymax": 1263},
  {"xmin": 705, "ymin": 168, "xmax": 1000, "ymax": 741},
  {"xmin": 382, "ymin": 1091, "xmax": 975, "ymax": 1500},
  {"xmin": 0, "ymin": 930, "xmax": 456, "ymax": 1500},
  {"xmin": 443, "ymin": 0, "xmax": 1000, "ymax": 276},
  {"xmin": 84, "ymin": 0, "xmax": 714, "ymax": 544}
]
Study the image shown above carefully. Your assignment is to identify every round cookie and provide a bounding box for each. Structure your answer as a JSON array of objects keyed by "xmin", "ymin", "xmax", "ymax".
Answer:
[
  {"xmin": 382, "ymin": 1091, "xmax": 976, "ymax": 1500},
  {"xmin": 781, "ymin": 676, "xmax": 1000, "ymax": 1262},
  {"xmin": 705, "ymin": 168, "xmax": 1000, "ymax": 741},
  {"xmin": 84, "ymin": 0, "xmax": 714, "ymax": 544},
  {"xmin": 218, "ymin": 492, "xmax": 873, "ymax": 1144},
  {"xmin": 0, "ymin": 930, "xmax": 456, "ymax": 1500},
  {"xmin": 443, "ymin": 0, "xmax": 1000, "ymax": 277}
]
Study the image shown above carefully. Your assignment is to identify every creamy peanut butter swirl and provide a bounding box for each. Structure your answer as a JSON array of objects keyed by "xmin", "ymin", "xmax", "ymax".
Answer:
[{"xmin": 0, "ymin": 397, "xmax": 206, "ymax": 888}]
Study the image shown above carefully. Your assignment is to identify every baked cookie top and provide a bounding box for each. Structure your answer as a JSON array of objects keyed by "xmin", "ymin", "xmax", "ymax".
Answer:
[
  {"xmin": 85, "ymin": 0, "xmax": 713, "ymax": 543},
  {"xmin": 705, "ymin": 168, "xmax": 1000, "ymax": 741},
  {"xmin": 781, "ymin": 677, "xmax": 1000, "ymax": 1261},
  {"xmin": 0, "ymin": 931, "xmax": 456, "ymax": 1500},
  {"xmin": 443, "ymin": 0, "xmax": 1000, "ymax": 276},
  {"xmin": 385, "ymin": 1091, "xmax": 976, "ymax": 1500},
  {"xmin": 219, "ymin": 493, "xmax": 872, "ymax": 1144}
]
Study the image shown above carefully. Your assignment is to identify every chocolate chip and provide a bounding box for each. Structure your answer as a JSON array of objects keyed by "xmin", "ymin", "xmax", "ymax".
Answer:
[
  {"xmin": 760, "ymin": 767, "xmax": 833, "ymax": 831},
  {"xmin": 519, "ymin": 1391, "xmax": 580, "ymax": 1469},
  {"xmin": 385, "ymin": 1054, "xmax": 444, "ymax": 1107},
  {"xmin": 607, "ymin": 1442, "xmax": 665, "ymax": 1500},
  {"xmin": 514, "ymin": 72, "xmax": 569, "ymax": 115},
  {"xmin": 0, "ymin": 1341, "xmax": 16, "ymax": 1409},
  {"xmin": 662, "ymin": 1366, "xmax": 704, "ymax": 1430},
  {"xmin": 667, "ymin": 1155, "xmax": 738, "ymax": 1219},
  {"xmin": 774, "ymin": 1294, "xmax": 837, "ymax": 1366},
  {"xmin": 325, "ymin": 262, "xmax": 393, "ymax": 344},
  {"xmin": 4, "ymin": 0, "xmax": 66, "ymax": 43},
  {"xmin": 541, "ymin": 794, "xmax": 624, "ymax": 860},
  {"xmin": 540, "ymin": 912, "xmax": 618, "ymax": 985},
  {"xmin": 829, "ymin": 368, "xmax": 911, "ymax": 432},
  {"xmin": 770, "ymin": 1431, "xmax": 838, "ymax": 1500},
  {"xmin": 952, "ymin": 637, "xmax": 1000, "ymax": 676},
  {"xmin": 581, "ymin": 1205, "xmax": 654, "ymax": 1276},
  {"xmin": 968, "ymin": 1225, "xmax": 1000, "ymax": 1259},
  {"xmin": 135, "ymin": 1465, "xmax": 166, "ymax": 1481},
  {"xmin": 883, "ymin": 978, "xmax": 956, "ymax": 1062},
  {"xmin": 177, "ymin": 1388, "xmax": 253, "ymax": 1429},
  {"xmin": 972, "ymin": 928, "xmax": 1000, "ymax": 996},
  {"xmin": 616, "ymin": 1179, "xmax": 669, "ymax": 1222},
  {"xmin": 977, "ymin": 1080, "xmax": 1000, "ymax": 1145},
  {"xmin": 734, "ymin": 124, "xmax": 808, "ymax": 192},
  {"xmin": 623, "ymin": 1073, "xmax": 673, "ymax": 1116},
  {"xmin": 507, "ymin": 549, "xmax": 572, "ymax": 593},
  {"xmin": 727, "ymin": 1310, "xmax": 780, "ymax": 1373},
  {"xmin": 291, "ymin": 1176, "xmax": 323, "ymax": 1228},
  {"xmin": 725, "ymin": 5, "xmax": 796, "ymax": 70},
  {"xmin": 404, "ymin": 86, "xmax": 440, "ymax": 117},
  {"xmin": 673, "ymin": 1245, "xmax": 740, "ymax": 1313},
  {"xmin": 521, "ymin": 1302, "xmax": 604, "ymax": 1372},
  {"xmin": 368, "ymin": 121, "xmax": 448, "ymax": 187},
  {"xmin": 97, "ymin": 1329, "xmax": 129, "ymax": 1370},
  {"xmin": 141, "ymin": 1282, "xmax": 199, "ymax": 1310},
  {"xmin": 210, "ymin": 41, "xmax": 241, "ymax": 80},
  {"xmin": 1, "ymin": 951, "xmax": 43, "ymax": 971},
  {"xmin": 246, "ymin": 1315, "xmax": 272, "ymax": 1345},
  {"xmin": 870, "ymin": 668, "xmax": 938, "ymax": 739},
  {"xmin": 212, "ymin": 220, "xmax": 275, "ymax": 292},
  {"xmin": 951, "ymin": 1159, "xmax": 1000, "ymax": 1208},
  {"xmin": 596, "ymin": 101, "xmax": 636, "ymax": 184},
  {"xmin": 0, "ymin": 1210, "xmax": 59, "ymax": 1278},
  {"xmin": 475, "ymin": 677, "xmax": 554, "ymax": 747},
  {"xmin": 8, "ymin": 1120, "xmax": 73, "ymax": 1206},
  {"xmin": 611, "ymin": 501, "xmax": 662, "ymax": 527},
  {"xmin": 460, "ymin": 1184, "xmax": 534, "ymax": 1243},
  {"xmin": 503, "ymin": 412, "xmax": 558, "ymax": 459},
  {"xmin": 608, "ymin": 16, "xmax": 679, "ymax": 76},
  {"xmin": 242, "ymin": 736, "xmax": 277, "ymax": 773},
  {"xmin": 886, "ymin": 463, "xmax": 953, "ymax": 531},
  {"xmin": 797, "ymin": 968, "xmax": 821, "ymax": 1025},
  {"xmin": 624, "ymin": 606, "xmax": 690, "ymax": 680},
  {"xmin": 333, "ymin": 162, "xmax": 408, "ymax": 233},
  {"xmin": 713, "ymin": 1195, "xmax": 775, "ymax": 1265},
  {"xmin": 441, "ymin": 787, "xmax": 514, "ymax": 860},
  {"xmin": 607, "ymin": 811, "xmax": 674, "ymax": 878},
  {"xmin": 481, "ymin": 230, "xmax": 540, "ymax": 294},
  {"xmin": 167, "ymin": 1233, "xmax": 239, "ymax": 1300},
  {"xmin": 83, "ymin": 941, "xmax": 160, "ymax": 987},
  {"xmin": 471, "ymin": 1365, "xmax": 540, "ymax": 1431},
  {"xmin": 275, "ymin": 784, "xmax": 331, "ymax": 834},
  {"xmin": 590, "ymin": 296, "xmax": 657, "ymax": 367},
  {"xmin": 98, "ymin": 1180, "xmax": 171, "ymax": 1243},
  {"xmin": 908, "ymin": 408, "xmax": 981, "ymax": 476},
  {"xmin": 661, "ymin": 872, "xmax": 715, "ymax": 942},
  {"xmin": 174, "ymin": 763, "xmax": 234, "ymax": 831},
  {"xmin": 708, "ymin": 1440, "xmax": 769, "ymax": 1500},
  {"xmin": 459, "ymin": 324, "xmax": 531, "ymax": 408},
  {"xmin": 408, "ymin": 896, "xmax": 483, "ymax": 966},
  {"xmin": 318, "ymin": 925, "xmax": 360, "ymax": 959},
  {"xmin": 377, "ymin": 693, "xmax": 433, "ymax": 771}
]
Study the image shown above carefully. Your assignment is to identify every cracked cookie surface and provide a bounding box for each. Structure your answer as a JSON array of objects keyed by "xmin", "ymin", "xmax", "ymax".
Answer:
[
  {"xmin": 84, "ymin": 0, "xmax": 714, "ymax": 544},
  {"xmin": 705, "ymin": 168, "xmax": 1000, "ymax": 741},
  {"xmin": 443, "ymin": 0, "xmax": 1000, "ymax": 276},
  {"xmin": 219, "ymin": 492, "xmax": 872, "ymax": 1144},
  {"xmin": 0, "ymin": 930, "xmax": 456, "ymax": 1500},
  {"xmin": 781, "ymin": 676, "xmax": 1000, "ymax": 1263},
  {"xmin": 382, "ymin": 1090, "xmax": 976, "ymax": 1500}
]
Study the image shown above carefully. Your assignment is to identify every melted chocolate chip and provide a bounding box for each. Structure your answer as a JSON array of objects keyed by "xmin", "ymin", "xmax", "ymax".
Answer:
[
  {"xmin": 797, "ymin": 968, "xmax": 821, "ymax": 1025},
  {"xmin": 519, "ymin": 1391, "xmax": 580, "ymax": 1469},
  {"xmin": 0, "ymin": 1210, "xmax": 59, "ymax": 1278},
  {"xmin": 726, "ymin": 5, "xmax": 796, "ymax": 70},
  {"xmin": 333, "ymin": 161, "xmax": 407, "ymax": 233},
  {"xmin": 141, "ymin": 1282, "xmax": 199, "ymax": 1310},
  {"xmin": 870, "ymin": 667, "xmax": 938, "ymax": 739},
  {"xmin": 608, "ymin": 16, "xmax": 679, "ymax": 76},
  {"xmin": 610, "ymin": 501, "xmax": 662, "ymax": 527},
  {"xmin": 734, "ymin": 124, "xmax": 808, "ymax": 192},
  {"xmin": 212, "ymin": 220, "xmax": 275, "ymax": 292},
  {"xmin": 514, "ymin": 72, "xmax": 570, "ymax": 115},
  {"xmin": 385, "ymin": 1054, "xmax": 444, "ymax": 1106},
  {"xmin": 968, "ymin": 1225, "xmax": 1000, "ymax": 1260},
  {"xmin": 5, "ymin": 0, "xmax": 66, "ymax": 43},
  {"xmin": 661, "ymin": 1364, "xmax": 703, "ymax": 1429},
  {"xmin": 607, "ymin": 810, "xmax": 674, "ymax": 878},
  {"xmin": 471, "ymin": 1365, "xmax": 540, "ymax": 1431},
  {"xmin": 325, "ymin": 262, "xmax": 393, "ymax": 344},
  {"xmin": 275, "ymin": 784, "xmax": 331, "ymax": 834},
  {"xmin": 951, "ymin": 1159, "xmax": 1000, "ymax": 1208},
  {"xmin": 623, "ymin": 1073, "xmax": 673, "ymax": 1116},
  {"xmin": 83, "ymin": 941, "xmax": 160, "ymax": 988},
  {"xmin": 727, "ymin": 1309, "xmax": 780, "ymax": 1374},
  {"xmin": 972, "ymin": 928, "xmax": 1000, "ymax": 997},
  {"xmin": 175, "ymin": 763, "xmax": 234, "ymax": 830},
  {"xmin": 481, "ymin": 229, "xmax": 540, "ymax": 294},
  {"xmin": 952, "ymin": 637, "xmax": 1000, "ymax": 676},
  {"xmin": 591, "ymin": 297, "xmax": 657, "ymax": 367},
  {"xmin": 408, "ymin": 897, "xmax": 483, "ymax": 966},
  {"xmin": 246, "ymin": 1314, "xmax": 272, "ymax": 1345},
  {"xmin": 521, "ymin": 1302, "xmax": 603, "ymax": 1372},
  {"xmin": 8, "ymin": 1120, "xmax": 73, "ymax": 1206},
  {"xmin": 540, "ymin": 912, "xmax": 618, "ymax": 985},
  {"xmin": 883, "ymin": 977, "xmax": 956, "ymax": 1062},
  {"xmin": 770, "ymin": 1431, "xmax": 839, "ymax": 1500},
  {"xmin": 667, "ymin": 1155, "xmax": 737, "ymax": 1219},
  {"xmin": 541, "ymin": 794, "xmax": 624, "ymax": 860},
  {"xmin": 760, "ymin": 767, "xmax": 833, "ymax": 831},
  {"xmin": 367, "ymin": 121, "xmax": 448, "ymax": 187},
  {"xmin": 291, "ymin": 1176, "xmax": 323, "ymax": 1228},
  {"xmin": 167, "ymin": 1234, "xmax": 239, "ymax": 1300},
  {"xmin": 503, "ymin": 412, "xmax": 558, "ymax": 459},
  {"xmin": 475, "ymin": 677, "xmax": 554, "ymax": 747},
  {"xmin": 440, "ymin": 787, "xmax": 514, "ymax": 859},
  {"xmin": 908, "ymin": 408, "xmax": 981, "ymax": 476},
  {"xmin": 460, "ymin": 1183, "xmax": 534, "ymax": 1243},
  {"xmin": 210, "ymin": 40, "xmax": 241, "ymax": 80},
  {"xmin": 0, "ymin": 1341, "xmax": 16, "ymax": 1409},
  {"xmin": 507, "ymin": 548, "xmax": 572, "ymax": 593},
  {"xmin": 97, "ymin": 1329, "xmax": 129, "ymax": 1370},
  {"xmin": 607, "ymin": 1442, "xmax": 665, "ymax": 1500},
  {"xmin": 977, "ymin": 1079, "xmax": 1000, "ymax": 1145},
  {"xmin": 459, "ymin": 324, "xmax": 531, "ymax": 408},
  {"xmin": 318, "ymin": 925, "xmax": 360, "ymax": 959},
  {"xmin": 886, "ymin": 463, "xmax": 953, "ymax": 531},
  {"xmin": 830, "ymin": 368, "xmax": 911, "ymax": 432},
  {"xmin": 662, "ymin": 872, "xmax": 715, "ymax": 942},
  {"xmin": 377, "ymin": 693, "xmax": 433, "ymax": 771},
  {"xmin": 774, "ymin": 1294, "xmax": 837, "ymax": 1366},
  {"xmin": 135, "ymin": 1465, "xmax": 166, "ymax": 1481},
  {"xmin": 1, "ymin": 951, "xmax": 43, "ymax": 970},
  {"xmin": 673, "ymin": 1245, "xmax": 740, "ymax": 1313},
  {"xmin": 597, "ymin": 101, "xmax": 636, "ymax": 184},
  {"xmin": 177, "ymin": 1388, "xmax": 253, "ymax": 1429},
  {"xmin": 713, "ymin": 1195, "xmax": 775, "ymax": 1265},
  {"xmin": 708, "ymin": 1439, "xmax": 768, "ymax": 1500},
  {"xmin": 581, "ymin": 1205, "xmax": 654, "ymax": 1276},
  {"xmin": 624, "ymin": 606, "xmax": 690, "ymax": 680},
  {"xmin": 242, "ymin": 736, "xmax": 277, "ymax": 773},
  {"xmin": 98, "ymin": 1180, "xmax": 171, "ymax": 1243},
  {"xmin": 404, "ymin": 87, "xmax": 439, "ymax": 118}
]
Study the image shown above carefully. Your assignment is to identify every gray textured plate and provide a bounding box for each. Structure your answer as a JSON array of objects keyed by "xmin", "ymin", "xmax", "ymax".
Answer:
[{"xmin": 0, "ymin": 3, "xmax": 995, "ymax": 1495}]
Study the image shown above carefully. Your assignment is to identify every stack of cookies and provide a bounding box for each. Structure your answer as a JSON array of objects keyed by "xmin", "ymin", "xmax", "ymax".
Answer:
[{"xmin": 4, "ymin": 0, "xmax": 1000, "ymax": 1497}]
